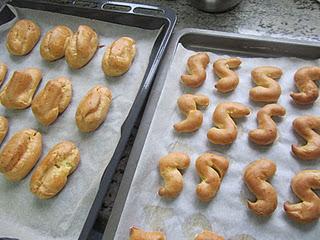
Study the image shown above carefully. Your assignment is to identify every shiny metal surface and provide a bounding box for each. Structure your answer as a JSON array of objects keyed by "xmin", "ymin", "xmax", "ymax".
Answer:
[{"xmin": 191, "ymin": 0, "xmax": 242, "ymax": 13}]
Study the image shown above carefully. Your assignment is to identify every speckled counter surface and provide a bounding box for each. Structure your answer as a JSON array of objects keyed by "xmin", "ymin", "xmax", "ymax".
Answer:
[{"xmin": 91, "ymin": 0, "xmax": 320, "ymax": 237}]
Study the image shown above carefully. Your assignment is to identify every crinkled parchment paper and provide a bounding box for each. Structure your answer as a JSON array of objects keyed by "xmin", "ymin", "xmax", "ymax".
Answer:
[
  {"xmin": 114, "ymin": 43, "xmax": 320, "ymax": 240},
  {"xmin": 0, "ymin": 6, "xmax": 159, "ymax": 240}
]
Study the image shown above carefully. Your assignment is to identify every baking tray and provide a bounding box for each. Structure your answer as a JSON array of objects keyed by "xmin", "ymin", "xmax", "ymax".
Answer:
[
  {"xmin": 104, "ymin": 28, "xmax": 320, "ymax": 239},
  {"xmin": 0, "ymin": 1, "xmax": 176, "ymax": 239}
]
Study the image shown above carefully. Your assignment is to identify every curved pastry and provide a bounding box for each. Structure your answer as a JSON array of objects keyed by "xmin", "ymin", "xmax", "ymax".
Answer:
[
  {"xmin": 207, "ymin": 102, "xmax": 250, "ymax": 145},
  {"xmin": 213, "ymin": 57, "xmax": 241, "ymax": 93},
  {"xmin": 158, "ymin": 152, "xmax": 190, "ymax": 198},
  {"xmin": 32, "ymin": 77, "xmax": 72, "ymax": 126},
  {"xmin": 65, "ymin": 25, "xmax": 99, "ymax": 69},
  {"xmin": 129, "ymin": 227, "xmax": 166, "ymax": 240},
  {"xmin": 174, "ymin": 94, "xmax": 209, "ymax": 133},
  {"xmin": 6, "ymin": 19, "xmax": 40, "ymax": 56},
  {"xmin": 292, "ymin": 116, "xmax": 320, "ymax": 160},
  {"xmin": 0, "ymin": 116, "xmax": 8, "ymax": 144},
  {"xmin": 0, "ymin": 68, "xmax": 42, "ymax": 109},
  {"xmin": 40, "ymin": 25, "xmax": 73, "ymax": 61},
  {"xmin": 196, "ymin": 153, "xmax": 229, "ymax": 202},
  {"xmin": 0, "ymin": 129, "xmax": 42, "ymax": 181},
  {"xmin": 243, "ymin": 159, "xmax": 277, "ymax": 216},
  {"xmin": 284, "ymin": 170, "xmax": 320, "ymax": 223},
  {"xmin": 195, "ymin": 230, "xmax": 224, "ymax": 240},
  {"xmin": 102, "ymin": 37, "xmax": 136, "ymax": 77},
  {"xmin": 30, "ymin": 141, "xmax": 80, "ymax": 199},
  {"xmin": 181, "ymin": 53, "xmax": 210, "ymax": 88},
  {"xmin": 290, "ymin": 66, "xmax": 320, "ymax": 105},
  {"xmin": 250, "ymin": 66, "xmax": 282, "ymax": 102},
  {"xmin": 76, "ymin": 85, "xmax": 112, "ymax": 132},
  {"xmin": 0, "ymin": 63, "xmax": 8, "ymax": 85},
  {"xmin": 249, "ymin": 104, "xmax": 286, "ymax": 145}
]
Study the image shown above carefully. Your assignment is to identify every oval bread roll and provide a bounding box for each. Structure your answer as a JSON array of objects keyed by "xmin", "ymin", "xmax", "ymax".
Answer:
[
  {"xmin": 0, "ymin": 116, "xmax": 8, "ymax": 144},
  {"xmin": 40, "ymin": 25, "xmax": 73, "ymax": 61},
  {"xmin": 6, "ymin": 19, "xmax": 41, "ymax": 56},
  {"xmin": 30, "ymin": 141, "xmax": 80, "ymax": 199},
  {"xmin": 32, "ymin": 77, "xmax": 72, "ymax": 126},
  {"xmin": 102, "ymin": 37, "xmax": 136, "ymax": 76},
  {"xmin": 76, "ymin": 85, "xmax": 112, "ymax": 132},
  {"xmin": 0, "ymin": 63, "xmax": 8, "ymax": 85},
  {"xmin": 0, "ymin": 68, "xmax": 42, "ymax": 109},
  {"xmin": 0, "ymin": 129, "xmax": 42, "ymax": 181},
  {"xmin": 65, "ymin": 25, "xmax": 98, "ymax": 69}
]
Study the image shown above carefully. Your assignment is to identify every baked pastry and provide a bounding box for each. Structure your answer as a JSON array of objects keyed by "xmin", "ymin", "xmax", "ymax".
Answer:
[
  {"xmin": 290, "ymin": 66, "xmax": 320, "ymax": 105},
  {"xmin": 129, "ymin": 227, "xmax": 166, "ymax": 240},
  {"xmin": 102, "ymin": 37, "xmax": 136, "ymax": 76},
  {"xmin": 195, "ymin": 230, "xmax": 224, "ymax": 240},
  {"xmin": 284, "ymin": 170, "xmax": 320, "ymax": 223},
  {"xmin": 249, "ymin": 104, "xmax": 286, "ymax": 145},
  {"xmin": 181, "ymin": 53, "xmax": 210, "ymax": 88},
  {"xmin": 6, "ymin": 19, "xmax": 41, "ymax": 56},
  {"xmin": 65, "ymin": 25, "xmax": 99, "ymax": 69},
  {"xmin": 158, "ymin": 152, "xmax": 190, "ymax": 198},
  {"xmin": 250, "ymin": 66, "xmax": 282, "ymax": 102},
  {"xmin": 32, "ymin": 77, "xmax": 72, "ymax": 126},
  {"xmin": 0, "ymin": 68, "xmax": 42, "ymax": 109},
  {"xmin": 207, "ymin": 102, "xmax": 250, "ymax": 145},
  {"xmin": 213, "ymin": 57, "xmax": 241, "ymax": 93},
  {"xmin": 0, "ymin": 63, "xmax": 8, "ymax": 85},
  {"xmin": 174, "ymin": 94, "xmax": 209, "ymax": 132},
  {"xmin": 292, "ymin": 116, "xmax": 320, "ymax": 160},
  {"xmin": 0, "ymin": 116, "xmax": 8, "ymax": 144},
  {"xmin": 30, "ymin": 141, "xmax": 80, "ymax": 199},
  {"xmin": 196, "ymin": 153, "xmax": 229, "ymax": 202},
  {"xmin": 76, "ymin": 85, "xmax": 112, "ymax": 132},
  {"xmin": 40, "ymin": 25, "xmax": 73, "ymax": 61},
  {"xmin": 243, "ymin": 159, "xmax": 277, "ymax": 216},
  {"xmin": 0, "ymin": 129, "xmax": 42, "ymax": 181}
]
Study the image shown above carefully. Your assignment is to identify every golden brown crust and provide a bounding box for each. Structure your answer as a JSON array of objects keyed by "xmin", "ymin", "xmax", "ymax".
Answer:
[
  {"xmin": 250, "ymin": 66, "xmax": 282, "ymax": 103},
  {"xmin": 181, "ymin": 53, "xmax": 210, "ymax": 88},
  {"xmin": 290, "ymin": 66, "xmax": 320, "ymax": 105},
  {"xmin": 129, "ymin": 227, "xmax": 166, "ymax": 240},
  {"xmin": 65, "ymin": 25, "xmax": 98, "ymax": 69},
  {"xmin": 30, "ymin": 141, "xmax": 80, "ymax": 199},
  {"xmin": 32, "ymin": 77, "xmax": 72, "ymax": 126},
  {"xmin": 196, "ymin": 153, "xmax": 229, "ymax": 202},
  {"xmin": 284, "ymin": 170, "xmax": 320, "ymax": 223},
  {"xmin": 0, "ymin": 68, "xmax": 42, "ymax": 109},
  {"xmin": 0, "ymin": 116, "xmax": 8, "ymax": 144},
  {"xmin": 0, "ymin": 63, "xmax": 8, "ymax": 85},
  {"xmin": 243, "ymin": 159, "xmax": 277, "ymax": 216},
  {"xmin": 158, "ymin": 152, "xmax": 190, "ymax": 198},
  {"xmin": 174, "ymin": 94, "xmax": 209, "ymax": 133},
  {"xmin": 40, "ymin": 25, "xmax": 73, "ymax": 61},
  {"xmin": 6, "ymin": 19, "xmax": 40, "ymax": 56},
  {"xmin": 102, "ymin": 37, "xmax": 136, "ymax": 77},
  {"xmin": 195, "ymin": 230, "xmax": 224, "ymax": 240},
  {"xmin": 213, "ymin": 58, "xmax": 241, "ymax": 93},
  {"xmin": 207, "ymin": 102, "xmax": 250, "ymax": 145},
  {"xmin": 0, "ymin": 129, "xmax": 42, "ymax": 181}
]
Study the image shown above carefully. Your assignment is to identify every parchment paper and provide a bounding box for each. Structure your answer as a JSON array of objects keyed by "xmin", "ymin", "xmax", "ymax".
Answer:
[
  {"xmin": 0, "ymin": 6, "xmax": 159, "ymax": 240},
  {"xmin": 114, "ymin": 43, "xmax": 320, "ymax": 240}
]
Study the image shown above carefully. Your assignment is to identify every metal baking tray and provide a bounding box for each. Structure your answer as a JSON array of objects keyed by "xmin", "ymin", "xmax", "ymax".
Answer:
[
  {"xmin": 0, "ymin": 0, "xmax": 176, "ymax": 239},
  {"xmin": 104, "ymin": 28, "xmax": 320, "ymax": 239}
]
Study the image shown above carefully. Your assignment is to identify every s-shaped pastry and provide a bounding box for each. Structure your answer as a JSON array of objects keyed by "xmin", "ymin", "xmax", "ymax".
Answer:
[
  {"xmin": 195, "ymin": 230, "xmax": 224, "ymax": 240},
  {"xmin": 250, "ymin": 66, "xmax": 282, "ymax": 102},
  {"xmin": 158, "ymin": 152, "xmax": 190, "ymax": 198},
  {"xmin": 284, "ymin": 170, "xmax": 320, "ymax": 223},
  {"xmin": 244, "ymin": 159, "xmax": 277, "ymax": 216},
  {"xmin": 249, "ymin": 104, "xmax": 286, "ymax": 145},
  {"xmin": 213, "ymin": 57, "xmax": 241, "ymax": 93},
  {"xmin": 290, "ymin": 66, "xmax": 320, "ymax": 105},
  {"xmin": 181, "ymin": 53, "xmax": 210, "ymax": 88},
  {"xmin": 129, "ymin": 227, "xmax": 166, "ymax": 240},
  {"xmin": 174, "ymin": 94, "xmax": 209, "ymax": 133},
  {"xmin": 207, "ymin": 102, "xmax": 250, "ymax": 145}
]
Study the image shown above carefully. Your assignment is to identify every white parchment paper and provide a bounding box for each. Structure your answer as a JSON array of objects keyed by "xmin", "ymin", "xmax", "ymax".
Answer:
[
  {"xmin": 0, "ymin": 7, "xmax": 159, "ymax": 240},
  {"xmin": 114, "ymin": 44, "xmax": 320, "ymax": 240}
]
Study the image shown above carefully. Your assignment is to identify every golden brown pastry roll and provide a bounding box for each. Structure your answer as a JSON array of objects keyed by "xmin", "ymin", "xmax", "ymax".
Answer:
[
  {"xmin": 30, "ymin": 141, "xmax": 80, "ymax": 199},
  {"xmin": 0, "ymin": 68, "xmax": 42, "ymax": 109},
  {"xmin": 0, "ymin": 129, "xmax": 42, "ymax": 181},
  {"xmin": 129, "ymin": 227, "xmax": 166, "ymax": 240},
  {"xmin": 0, "ymin": 116, "xmax": 8, "ymax": 144},
  {"xmin": 65, "ymin": 25, "xmax": 99, "ymax": 69},
  {"xmin": 102, "ymin": 37, "xmax": 136, "ymax": 76},
  {"xmin": 0, "ymin": 63, "xmax": 8, "ymax": 85},
  {"xmin": 40, "ymin": 25, "xmax": 73, "ymax": 61},
  {"xmin": 6, "ymin": 19, "xmax": 41, "ymax": 56},
  {"xmin": 75, "ymin": 85, "xmax": 112, "ymax": 132},
  {"xmin": 32, "ymin": 77, "xmax": 72, "ymax": 126}
]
